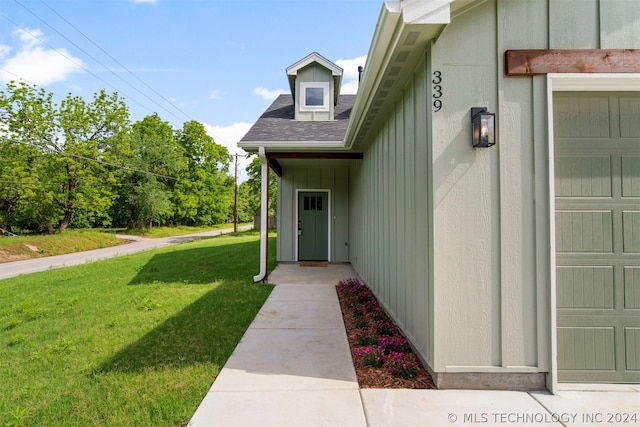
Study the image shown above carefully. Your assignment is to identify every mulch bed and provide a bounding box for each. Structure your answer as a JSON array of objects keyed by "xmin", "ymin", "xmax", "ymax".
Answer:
[{"xmin": 336, "ymin": 278, "xmax": 436, "ymax": 389}]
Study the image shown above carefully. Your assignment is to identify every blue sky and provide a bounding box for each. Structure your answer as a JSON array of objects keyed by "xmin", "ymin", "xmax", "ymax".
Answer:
[{"xmin": 0, "ymin": 0, "xmax": 381, "ymax": 174}]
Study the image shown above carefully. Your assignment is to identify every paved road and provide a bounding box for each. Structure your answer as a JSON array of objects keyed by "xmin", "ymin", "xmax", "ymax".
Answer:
[{"xmin": 0, "ymin": 225, "xmax": 253, "ymax": 281}]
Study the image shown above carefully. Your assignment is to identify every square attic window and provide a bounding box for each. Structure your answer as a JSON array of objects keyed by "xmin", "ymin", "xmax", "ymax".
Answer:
[{"xmin": 300, "ymin": 82, "xmax": 330, "ymax": 111}]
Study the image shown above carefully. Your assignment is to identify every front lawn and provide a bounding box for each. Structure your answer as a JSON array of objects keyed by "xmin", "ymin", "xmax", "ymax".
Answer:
[{"xmin": 0, "ymin": 230, "xmax": 274, "ymax": 427}]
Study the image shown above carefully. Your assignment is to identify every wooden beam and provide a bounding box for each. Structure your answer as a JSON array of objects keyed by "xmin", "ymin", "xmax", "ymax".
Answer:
[
  {"xmin": 267, "ymin": 158, "xmax": 283, "ymax": 177},
  {"xmin": 505, "ymin": 49, "xmax": 640, "ymax": 76},
  {"xmin": 266, "ymin": 152, "xmax": 363, "ymax": 160}
]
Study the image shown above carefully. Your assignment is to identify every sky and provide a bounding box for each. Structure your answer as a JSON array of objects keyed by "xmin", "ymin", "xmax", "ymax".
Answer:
[{"xmin": 0, "ymin": 0, "xmax": 382, "ymax": 178}]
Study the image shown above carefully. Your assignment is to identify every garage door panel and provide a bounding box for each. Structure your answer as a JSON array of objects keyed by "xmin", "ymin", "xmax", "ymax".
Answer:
[
  {"xmin": 621, "ymin": 157, "xmax": 640, "ymax": 197},
  {"xmin": 555, "ymin": 156, "xmax": 612, "ymax": 197},
  {"xmin": 623, "ymin": 211, "xmax": 640, "ymax": 253},
  {"xmin": 558, "ymin": 266, "xmax": 614, "ymax": 309},
  {"xmin": 556, "ymin": 211, "xmax": 613, "ymax": 253},
  {"xmin": 624, "ymin": 267, "xmax": 640, "ymax": 309},
  {"xmin": 555, "ymin": 96, "xmax": 611, "ymax": 138},
  {"xmin": 626, "ymin": 328, "xmax": 640, "ymax": 371},
  {"xmin": 619, "ymin": 97, "xmax": 640, "ymax": 138},
  {"xmin": 558, "ymin": 327, "xmax": 616, "ymax": 371}
]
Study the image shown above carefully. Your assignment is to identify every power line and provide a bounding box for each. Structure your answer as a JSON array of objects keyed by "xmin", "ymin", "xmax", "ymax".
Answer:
[
  {"xmin": 0, "ymin": 14, "xmax": 158, "ymax": 117},
  {"xmin": 11, "ymin": 0, "xmax": 192, "ymax": 125},
  {"xmin": 4, "ymin": 137, "xmax": 182, "ymax": 182},
  {"xmin": 0, "ymin": 180, "xmax": 125, "ymax": 187},
  {"xmin": 37, "ymin": 0, "xmax": 194, "ymax": 124},
  {"xmin": 1, "ymin": 2, "xmax": 229, "ymax": 145}
]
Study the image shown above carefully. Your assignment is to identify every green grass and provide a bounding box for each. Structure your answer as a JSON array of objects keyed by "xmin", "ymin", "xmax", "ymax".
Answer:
[
  {"xmin": 0, "ymin": 230, "xmax": 275, "ymax": 427},
  {"xmin": 0, "ymin": 230, "xmax": 124, "ymax": 262}
]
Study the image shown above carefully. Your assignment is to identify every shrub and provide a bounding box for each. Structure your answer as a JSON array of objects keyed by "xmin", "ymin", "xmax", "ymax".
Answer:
[
  {"xmin": 385, "ymin": 351, "xmax": 418, "ymax": 378},
  {"xmin": 352, "ymin": 346, "xmax": 384, "ymax": 368},
  {"xmin": 338, "ymin": 277, "xmax": 422, "ymax": 380}
]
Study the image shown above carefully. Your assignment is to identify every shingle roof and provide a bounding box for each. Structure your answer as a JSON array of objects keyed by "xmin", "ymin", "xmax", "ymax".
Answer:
[{"xmin": 240, "ymin": 94, "xmax": 355, "ymax": 143}]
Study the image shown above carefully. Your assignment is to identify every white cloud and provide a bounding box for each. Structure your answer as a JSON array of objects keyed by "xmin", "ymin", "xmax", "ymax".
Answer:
[
  {"xmin": 336, "ymin": 55, "xmax": 367, "ymax": 80},
  {"xmin": 0, "ymin": 45, "xmax": 11, "ymax": 60},
  {"xmin": 336, "ymin": 55, "xmax": 367, "ymax": 95},
  {"xmin": 0, "ymin": 28, "xmax": 85, "ymax": 86},
  {"xmin": 209, "ymin": 90, "xmax": 223, "ymax": 100},
  {"xmin": 341, "ymin": 80, "xmax": 360, "ymax": 95},
  {"xmin": 204, "ymin": 121, "xmax": 255, "ymax": 180},
  {"xmin": 16, "ymin": 27, "xmax": 44, "ymax": 48},
  {"xmin": 253, "ymin": 86, "xmax": 287, "ymax": 101}
]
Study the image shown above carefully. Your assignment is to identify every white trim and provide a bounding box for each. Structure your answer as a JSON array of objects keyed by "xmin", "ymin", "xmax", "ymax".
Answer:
[
  {"xmin": 546, "ymin": 73, "xmax": 640, "ymax": 393},
  {"xmin": 546, "ymin": 80, "xmax": 558, "ymax": 394},
  {"xmin": 238, "ymin": 141, "xmax": 346, "ymax": 151},
  {"xmin": 286, "ymin": 52, "xmax": 343, "ymax": 77},
  {"xmin": 549, "ymin": 73, "xmax": 640, "ymax": 91},
  {"xmin": 295, "ymin": 189, "xmax": 332, "ymax": 262},
  {"xmin": 300, "ymin": 82, "xmax": 330, "ymax": 112}
]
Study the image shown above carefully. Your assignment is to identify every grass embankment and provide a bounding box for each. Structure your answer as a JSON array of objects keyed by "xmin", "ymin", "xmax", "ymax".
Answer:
[
  {"xmin": 0, "ymin": 224, "xmax": 252, "ymax": 263},
  {"xmin": 124, "ymin": 223, "xmax": 251, "ymax": 239},
  {"xmin": 0, "ymin": 230, "xmax": 275, "ymax": 427},
  {"xmin": 0, "ymin": 230, "xmax": 124, "ymax": 263}
]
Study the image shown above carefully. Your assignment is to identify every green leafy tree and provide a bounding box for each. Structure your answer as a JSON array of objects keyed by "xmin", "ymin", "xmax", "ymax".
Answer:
[
  {"xmin": 0, "ymin": 82, "xmax": 129, "ymax": 232},
  {"xmin": 119, "ymin": 114, "xmax": 183, "ymax": 229},
  {"xmin": 173, "ymin": 121, "xmax": 233, "ymax": 225},
  {"xmin": 244, "ymin": 156, "xmax": 277, "ymax": 219}
]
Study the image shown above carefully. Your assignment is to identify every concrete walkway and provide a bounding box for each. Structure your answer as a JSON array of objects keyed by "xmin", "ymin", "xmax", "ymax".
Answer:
[
  {"xmin": 0, "ymin": 225, "xmax": 252, "ymax": 281},
  {"xmin": 189, "ymin": 263, "xmax": 640, "ymax": 427}
]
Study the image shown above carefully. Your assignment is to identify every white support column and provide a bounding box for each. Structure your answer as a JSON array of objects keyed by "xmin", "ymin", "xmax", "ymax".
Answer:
[{"xmin": 253, "ymin": 147, "xmax": 268, "ymax": 282}]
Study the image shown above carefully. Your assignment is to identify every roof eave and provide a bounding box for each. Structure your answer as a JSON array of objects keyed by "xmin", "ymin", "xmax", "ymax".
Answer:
[
  {"xmin": 344, "ymin": 0, "xmax": 455, "ymax": 150},
  {"xmin": 238, "ymin": 141, "xmax": 348, "ymax": 152}
]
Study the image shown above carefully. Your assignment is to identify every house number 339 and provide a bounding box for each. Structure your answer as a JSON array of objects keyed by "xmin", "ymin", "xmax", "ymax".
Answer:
[{"xmin": 432, "ymin": 71, "xmax": 443, "ymax": 112}]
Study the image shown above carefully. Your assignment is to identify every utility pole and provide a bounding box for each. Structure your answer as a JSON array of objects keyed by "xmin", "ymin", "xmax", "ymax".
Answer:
[{"xmin": 233, "ymin": 154, "xmax": 239, "ymax": 232}]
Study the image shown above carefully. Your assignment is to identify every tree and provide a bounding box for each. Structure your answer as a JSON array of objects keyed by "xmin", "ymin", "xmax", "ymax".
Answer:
[
  {"xmin": 0, "ymin": 82, "xmax": 129, "ymax": 232},
  {"xmin": 118, "ymin": 114, "xmax": 183, "ymax": 229},
  {"xmin": 173, "ymin": 121, "xmax": 233, "ymax": 225},
  {"xmin": 243, "ymin": 156, "xmax": 277, "ymax": 219}
]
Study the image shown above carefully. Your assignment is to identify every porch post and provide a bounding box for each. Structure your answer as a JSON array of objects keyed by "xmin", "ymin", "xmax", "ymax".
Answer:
[{"xmin": 253, "ymin": 146, "xmax": 268, "ymax": 282}]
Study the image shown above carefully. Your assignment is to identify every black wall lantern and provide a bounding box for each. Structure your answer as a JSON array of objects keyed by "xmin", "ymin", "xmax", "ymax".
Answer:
[{"xmin": 471, "ymin": 107, "xmax": 496, "ymax": 148}]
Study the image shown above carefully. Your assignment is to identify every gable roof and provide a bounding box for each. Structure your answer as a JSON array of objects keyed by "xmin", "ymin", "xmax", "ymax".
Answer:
[
  {"xmin": 239, "ymin": 94, "xmax": 355, "ymax": 151},
  {"xmin": 286, "ymin": 52, "xmax": 344, "ymax": 106}
]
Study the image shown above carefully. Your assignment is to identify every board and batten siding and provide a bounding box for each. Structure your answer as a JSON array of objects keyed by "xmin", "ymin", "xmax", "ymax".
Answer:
[
  {"xmin": 550, "ymin": 0, "xmax": 640, "ymax": 49},
  {"xmin": 349, "ymin": 57, "xmax": 433, "ymax": 368},
  {"xmin": 295, "ymin": 64, "xmax": 334, "ymax": 122},
  {"xmin": 349, "ymin": 0, "xmax": 640, "ymax": 380},
  {"xmin": 277, "ymin": 166, "xmax": 349, "ymax": 262}
]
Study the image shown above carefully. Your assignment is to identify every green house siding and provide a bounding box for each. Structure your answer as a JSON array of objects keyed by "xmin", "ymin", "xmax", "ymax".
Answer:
[
  {"xmin": 349, "ymin": 56, "xmax": 433, "ymax": 369},
  {"xmin": 347, "ymin": 0, "xmax": 639, "ymax": 385}
]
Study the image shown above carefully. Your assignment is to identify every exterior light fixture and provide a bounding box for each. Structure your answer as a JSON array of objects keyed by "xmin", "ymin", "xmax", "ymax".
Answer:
[{"xmin": 471, "ymin": 107, "xmax": 496, "ymax": 148}]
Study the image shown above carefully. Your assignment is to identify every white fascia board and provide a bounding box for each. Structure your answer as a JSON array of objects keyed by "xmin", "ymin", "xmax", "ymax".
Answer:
[
  {"xmin": 286, "ymin": 52, "xmax": 343, "ymax": 77},
  {"xmin": 402, "ymin": 0, "xmax": 452, "ymax": 24},
  {"xmin": 344, "ymin": 3, "xmax": 402, "ymax": 148},
  {"xmin": 238, "ymin": 141, "xmax": 347, "ymax": 151}
]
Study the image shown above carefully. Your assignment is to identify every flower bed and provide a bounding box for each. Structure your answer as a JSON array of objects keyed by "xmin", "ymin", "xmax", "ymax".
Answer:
[{"xmin": 336, "ymin": 277, "xmax": 435, "ymax": 389}]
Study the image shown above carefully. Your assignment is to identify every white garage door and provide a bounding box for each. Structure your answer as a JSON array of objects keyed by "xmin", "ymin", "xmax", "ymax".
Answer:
[{"xmin": 554, "ymin": 92, "xmax": 640, "ymax": 382}]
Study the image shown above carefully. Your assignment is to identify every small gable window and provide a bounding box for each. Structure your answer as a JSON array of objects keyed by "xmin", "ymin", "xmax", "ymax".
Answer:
[{"xmin": 300, "ymin": 82, "xmax": 330, "ymax": 111}]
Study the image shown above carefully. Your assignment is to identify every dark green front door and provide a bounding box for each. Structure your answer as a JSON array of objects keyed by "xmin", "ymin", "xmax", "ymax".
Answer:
[{"xmin": 298, "ymin": 192, "xmax": 328, "ymax": 261}]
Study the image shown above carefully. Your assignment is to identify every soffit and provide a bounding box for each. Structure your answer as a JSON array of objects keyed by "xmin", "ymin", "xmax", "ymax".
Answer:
[{"xmin": 346, "ymin": 0, "xmax": 481, "ymax": 151}]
